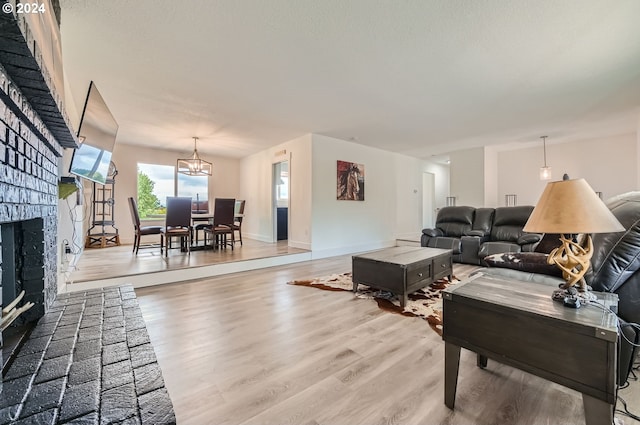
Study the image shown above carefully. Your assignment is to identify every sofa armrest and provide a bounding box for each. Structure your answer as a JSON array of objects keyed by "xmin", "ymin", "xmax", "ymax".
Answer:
[
  {"xmin": 422, "ymin": 228, "xmax": 443, "ymax": 237},
  {"xmin": 460, "ymin": 235, "xmax": 484, "ymax": 265},
  {"xmin": 477, "ymin": 266, "xmax": 564, "ymax": 285},
  {"xmin": 484, "ymin": 252, "xmax": 562, "ymax": 277}
]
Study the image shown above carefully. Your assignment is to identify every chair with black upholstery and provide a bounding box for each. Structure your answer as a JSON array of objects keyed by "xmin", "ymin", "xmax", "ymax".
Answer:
[
  {"xmin": 204, "ymin": 198, "xmax": 235, "ymax": 250},
  {"xmin": 232, "ymin": 200, "xmax": 245, "ymax": 245},
  {"xmin": 161, "ymin": 196, "xmax": 193, "ymax": 256},
  {"xmin": 191, "ymin": 199, "xmax": 210, "ymax": 245},
  {"xmin": 128, "ymin": 197, "xmax": 162, "ymax": 254}
]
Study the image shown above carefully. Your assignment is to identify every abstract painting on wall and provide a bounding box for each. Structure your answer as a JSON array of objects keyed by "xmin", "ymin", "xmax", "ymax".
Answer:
[{"xmin": 337, "ymin": 160, "xmax": 365, "ymax": 201}]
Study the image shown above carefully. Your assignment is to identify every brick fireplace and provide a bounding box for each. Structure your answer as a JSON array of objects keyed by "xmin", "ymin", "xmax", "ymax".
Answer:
[
  {"xmin": 0, "ymin": 63, "xmax": 64, "ymax": 374},
  {"xmin": 0, "ymin": 1, "xmax": 77, "ymax": 386}
]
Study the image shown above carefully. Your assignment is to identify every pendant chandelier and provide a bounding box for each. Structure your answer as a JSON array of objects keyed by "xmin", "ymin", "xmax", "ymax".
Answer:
[
  {"xmin": 539, "ymin": 136, "xmax": 552, "ymax": 181},
  {"xmin": 177, "ymin": 137, "xmax": 212, "ymax": 176}
]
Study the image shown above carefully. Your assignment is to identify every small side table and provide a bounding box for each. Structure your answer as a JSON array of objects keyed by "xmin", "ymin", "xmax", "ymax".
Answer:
[{"xmin": 442, "ymin": 274, "xmax": 618, "ymax": 425}]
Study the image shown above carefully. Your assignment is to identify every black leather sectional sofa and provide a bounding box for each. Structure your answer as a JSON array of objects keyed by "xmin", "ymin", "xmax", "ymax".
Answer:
[{"xmin": 421, "ymin": 205, "xmax": 541, "ymax": 265}]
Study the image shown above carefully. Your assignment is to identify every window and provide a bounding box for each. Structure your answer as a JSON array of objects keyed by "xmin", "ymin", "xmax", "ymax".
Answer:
[
  {"xmin": 137, "ymin": 163, "xmax": 175, "ymax": 219},
  {"xmin": 177, "ymin": 173, "xmax": 208, "ymax": 211},
  {"xmin": 136, "ymin": 163, "xmax": 210, "ymax": 219},
  {"xmin": 275, "ymin": 161, "xmax": 288, "ymax": 203},
  {"xmin": 277, "ymin": 171, "xmax": 288, "ymax": 201}
]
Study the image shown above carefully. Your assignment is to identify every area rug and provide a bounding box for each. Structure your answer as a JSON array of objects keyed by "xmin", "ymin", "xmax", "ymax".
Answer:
[{"xmin": 287, "ymin": 272, "xmax": 459, "ymax": 336}]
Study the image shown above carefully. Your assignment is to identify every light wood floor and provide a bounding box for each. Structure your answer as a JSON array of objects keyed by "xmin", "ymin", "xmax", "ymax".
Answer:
[
  {"xmin": 135, "ymin": 257, "xmax": 640, "ymax": 425},
  {"xmin": 70, "ymin": 239, "xmax": 307, "ymax": 283}
]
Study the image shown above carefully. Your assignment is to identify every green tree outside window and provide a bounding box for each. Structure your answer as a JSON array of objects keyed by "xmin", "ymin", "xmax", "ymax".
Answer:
[{"xmin": 137, "ymin": 171, "xmax": 161, "ymax": 219}]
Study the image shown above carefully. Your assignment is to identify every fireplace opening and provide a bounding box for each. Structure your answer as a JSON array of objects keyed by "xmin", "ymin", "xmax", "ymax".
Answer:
[
  {"xmin": 1, "ymin": 218, "xmax": 46, "ymax": 376},
  {"xmin": 1, "ymin": 323, "xmax": 36, "ymax": 375}
]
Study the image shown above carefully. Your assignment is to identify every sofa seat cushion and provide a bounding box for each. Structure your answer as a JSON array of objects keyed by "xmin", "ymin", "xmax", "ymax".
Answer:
[
  {"xmin": 426, "ymin": 237, "xmax": 462, "ymax": 254},
  {"xmin": 484, "ymin": 252, "xmax": 563, "ymax": 277},
  {"xmin": 478, "ymin": 241, "xmax": 521, "ymax": 258}
]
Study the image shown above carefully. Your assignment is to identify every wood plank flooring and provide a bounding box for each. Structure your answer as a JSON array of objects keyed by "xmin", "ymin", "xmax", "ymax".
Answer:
[
  {"xmin": 135, "ymin": 257, "xmax": 640, "ymax": 425},
  {"xmin": 69, "ymin": 239, "xmax": 307, "ymax": 283}
]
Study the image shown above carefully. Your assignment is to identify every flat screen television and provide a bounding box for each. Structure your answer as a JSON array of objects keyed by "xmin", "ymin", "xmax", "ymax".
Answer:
[{"xmin": 69, "ymin": 81, "xmax": 118, "ymax": 185}]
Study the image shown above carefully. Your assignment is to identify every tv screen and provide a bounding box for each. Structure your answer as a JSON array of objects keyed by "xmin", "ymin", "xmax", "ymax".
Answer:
[{"xmin": 69, "ymin": 81, "xmax": 118, "ymax": 185}]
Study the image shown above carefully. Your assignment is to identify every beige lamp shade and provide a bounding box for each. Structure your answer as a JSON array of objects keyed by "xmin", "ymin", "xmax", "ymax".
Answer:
[{"xmin": 523, "ymin": 178, "xmax": 624, "ymax": 234}]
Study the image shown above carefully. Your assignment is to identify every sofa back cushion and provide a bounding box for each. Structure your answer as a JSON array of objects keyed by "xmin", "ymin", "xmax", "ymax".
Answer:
[
  {"xmin": 587, "ymin": 192, "xmax": 640, "ymax": 293},
  {"xmin": 490, "ymin": 206, "xmax": 535, "ymax": 242},
  {"xmin": 435, "ymin": 206, "xmax": 475, "ymax": 237},
  {"xmin": 472, "ymin": 208, "xmax": 495, "ymax": 235}
]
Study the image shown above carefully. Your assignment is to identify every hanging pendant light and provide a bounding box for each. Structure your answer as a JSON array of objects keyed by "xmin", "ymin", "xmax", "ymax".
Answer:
[
  {"xmin": 539, "ymin": 136, "xmax": 552, "ymax": 181},
  {"xmin": 177, "ymin": 137, "xmax": 212, "ymax": 176}
]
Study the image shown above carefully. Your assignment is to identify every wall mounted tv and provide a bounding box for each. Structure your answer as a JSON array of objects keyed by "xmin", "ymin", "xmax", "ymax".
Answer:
[{"xmin": 69, "ymin": 81, "xmax": 118, "ymax": 185}]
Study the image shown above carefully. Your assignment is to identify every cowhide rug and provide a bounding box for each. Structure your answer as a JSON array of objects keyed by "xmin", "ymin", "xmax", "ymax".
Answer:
[{"xmin": 287, "ymin": 272, "xmax": 460, "ymax": 336}]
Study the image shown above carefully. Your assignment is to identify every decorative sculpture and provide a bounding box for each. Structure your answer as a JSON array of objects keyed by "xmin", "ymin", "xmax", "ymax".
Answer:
[
  {"xmin": 0, "ymin": 291, "xmax": 34, "ymax": 332},
  {"xmin": 547, "ymin": 234, "xmax": 593, "ymax": 292}
]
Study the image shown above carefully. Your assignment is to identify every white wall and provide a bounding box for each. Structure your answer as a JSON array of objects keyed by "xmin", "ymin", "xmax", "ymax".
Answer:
[
  {"xmin": 57, "ymin": 148, "xmax": 85, "ymax": 287},
  {"xmin": 394, "ymin": 156, "xmax": 450, "ymax": 238},
  {"xmin": 637, "ymin": 115, "xmax": 640, "ymax": 189},
  {"xmin": 310, "ymin": 135, "xmax": 396, "ymax": 257},
  {"xmin": 498, "ymin": 133, "xmax": 637, "ymax": 206},
  {"xmin": 422, "ymin": 161, "xmax": 450, "ymax": 211},
  {"xmin": 483, "ymin": 145, "xmax": 499, "ymax": 207},
  {"xmin": 239, "ymin": 134, "xmax": 313, "ymax": 248},
  {"xmin": 239, "ymin": 133, "xmax": 444, "ymax": 256},
  {"xmin": 394, "ymin": 155, "xmax": 424, "ymax": 240},
  {"xmin": 450, "ymin": 147, "xmax": 485, "ymax": 206},
  {"xmin": 110, "ymin": 143, "xmax": 240, "ymax": 244}
]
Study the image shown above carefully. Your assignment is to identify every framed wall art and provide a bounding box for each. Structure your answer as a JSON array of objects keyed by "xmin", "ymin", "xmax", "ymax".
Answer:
[{"xmin": 337, "ymin": 160, "xmax": 365, "ymax": 201}]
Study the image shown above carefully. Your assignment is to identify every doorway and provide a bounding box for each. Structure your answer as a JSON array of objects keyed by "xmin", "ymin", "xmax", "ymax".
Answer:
[
  {"xmin": 422, "ymin": 172, "xmax": 435, "ymax": 228},
  {"xmin": 273, "ymin": 161, "xmax": 289, "ymax": 241}
]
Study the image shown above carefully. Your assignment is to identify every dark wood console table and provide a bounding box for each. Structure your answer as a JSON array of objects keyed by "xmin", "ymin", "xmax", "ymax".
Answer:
[{"xmin": 442, "ymin": 274, "xmax": 618, "ymax": 425}]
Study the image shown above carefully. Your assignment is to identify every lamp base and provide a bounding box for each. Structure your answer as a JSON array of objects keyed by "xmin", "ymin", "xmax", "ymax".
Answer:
[
  {"xmin": 547, "ymin": 234, "xmax": 593, "ymax": 290},
  {"xmin": 551, "ymin": 286, "xmax": 597, "ymax": 308}
]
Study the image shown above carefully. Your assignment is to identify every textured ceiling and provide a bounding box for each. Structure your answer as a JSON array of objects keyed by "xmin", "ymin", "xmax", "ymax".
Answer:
[{"xmin": 59, "ymin": 0, "xmax": 640, "ymax": 159}]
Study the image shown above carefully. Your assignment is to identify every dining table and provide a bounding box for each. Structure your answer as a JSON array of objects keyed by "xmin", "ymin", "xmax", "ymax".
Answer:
[{"xmin": 190, "ymin": 213, "xmax": 244, "ymax": 250}]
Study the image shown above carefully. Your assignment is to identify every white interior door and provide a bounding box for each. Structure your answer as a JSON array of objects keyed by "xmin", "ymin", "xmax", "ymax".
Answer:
[{"xmin": 422, "ymin": 172, "xmax": 435, "ymax": 228}]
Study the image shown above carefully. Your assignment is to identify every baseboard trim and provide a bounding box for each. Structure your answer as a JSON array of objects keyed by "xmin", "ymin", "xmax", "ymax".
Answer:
[{"xmin": 310, "ymin": 240, "xmax": 396, "ymax": 259}]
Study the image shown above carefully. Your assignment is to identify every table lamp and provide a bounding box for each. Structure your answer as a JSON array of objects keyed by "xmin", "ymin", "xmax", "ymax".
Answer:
[{"xmin": 523, "ymin": 175, "xmax": 624, "ymax": 305}]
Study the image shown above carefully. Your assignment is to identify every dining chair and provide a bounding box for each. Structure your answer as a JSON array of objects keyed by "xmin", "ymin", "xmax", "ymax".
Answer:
[
  {"xmin": 161, "ymin": 196, "xmax": 193, "ymax": 256},
  {"xmin": 191, "ymin": 199, "xmax": 210, "ymax": 245},
  {"xmin": 204, "ymin": 198, "xmax": 235, "ymax": 250},
  {"xmin": 232, "ymin": 200, "xmax": 245, "ymax": 245},
  {"xmin": 127, "ymin": 197, "xmax": 163, "ymax": 254}
]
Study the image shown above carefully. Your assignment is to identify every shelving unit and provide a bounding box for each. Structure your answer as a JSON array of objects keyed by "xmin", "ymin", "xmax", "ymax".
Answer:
[{"xmin": 85, "ymin": 178, "xmax": 120, "ymax": 248}]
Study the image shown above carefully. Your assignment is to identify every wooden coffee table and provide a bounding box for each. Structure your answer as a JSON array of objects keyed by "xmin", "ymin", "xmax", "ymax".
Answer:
[
  {"xmin": 352, "ymin": 246, "xmax": 452, "ymax": 308},
  {"xmin": 442, "ymin": 273, "xmax": 618, "ymax": 425}
]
